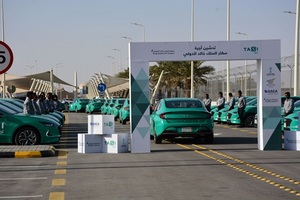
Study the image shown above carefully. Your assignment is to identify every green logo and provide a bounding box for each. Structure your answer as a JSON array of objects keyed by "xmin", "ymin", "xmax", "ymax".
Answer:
[
  {"xmin": 244, "ymin": 46, "xmax": 258, "ymax": 54},
  {"xmin": 104, "ymin": 121, "xmax": 113, "ymax": 127},
  {"xmin": 104, "ymin": 140, "xmax": 116, "ymax": 146}
]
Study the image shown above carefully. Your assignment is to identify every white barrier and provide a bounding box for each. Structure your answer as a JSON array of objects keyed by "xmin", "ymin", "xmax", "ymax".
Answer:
[
  {"xmin": 284, "ymin": 131, "xmax": 300, "ymax": 151},
  {"xmin": 88, "ymin": 115, "xmax": 115, "ymax": 135},
  {"xmin": 102, "ymin": 133, "xmax": 129, "ymax": 153},
  {"xmin": 78, "ymin": 134, "xmax": 102, "ymax": 154}
]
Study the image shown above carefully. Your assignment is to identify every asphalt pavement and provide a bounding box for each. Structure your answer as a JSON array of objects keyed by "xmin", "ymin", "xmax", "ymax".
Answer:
[{"xmin": 0, "ymin": 113, "xmax": 300, "ymax": 200}]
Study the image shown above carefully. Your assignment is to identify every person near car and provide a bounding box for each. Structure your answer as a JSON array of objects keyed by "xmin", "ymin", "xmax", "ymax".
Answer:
[
  {"xmin": 228, "ymin": 92, "xmax": 235, "ymax": 111},
  {"xmin": 32, "ymin": 93, "xmax": 42, "ymax": 115},
  {"xmin": 37, "ymin": 94, "xmax": 48, "ymax": 114},
  {"xmin": 53, "ymin": 95, "xmax": 61, "ymax": 111},
  {"xmin": 284, "ymin": 92, "xmax": 294, "ymax": 116},
  {"xmin": 216, "ymin": 92, "xmax": 225, "ymax": 111},
  {"xmin": 23, "ymin": 91, "xmax": 35, "ymax": 115},
  {"xmin": 237, "ymin": 90, "xmax": 246, "ymax": 128},
  {"xmin": 203, "ymin": 94, "xmax": 212, "ymax": 112},
  {"xmin": 45, "ymin": 92, "xmax": 54, "ymax": 113}
]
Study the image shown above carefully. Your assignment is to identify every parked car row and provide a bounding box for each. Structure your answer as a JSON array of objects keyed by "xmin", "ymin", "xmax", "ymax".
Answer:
[
  {"xmin": 68, "ymin": 97, "xmax": 130, "ymax": 124},
  {"xmin": 0, "ymin": 98, "xmax": 64, "ymax": 145},
  {"xmin": 211, "ymin": 96, "xmax": 300, "ymax": 129}
]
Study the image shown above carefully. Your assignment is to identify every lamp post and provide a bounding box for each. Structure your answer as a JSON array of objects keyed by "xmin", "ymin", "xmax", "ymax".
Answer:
[
  {"xmin": 107, "ymin": 56, "xmax": 115, "ymax": 75},
  {"xmin": 236, "ymin": 32, "xmax": 248, "ymax": 96},
  {"xmin": 131, "ymin": 23, "xmax": 145, "ymax": 42},
  {"xmin": 112, "ymin": 48, "xmax": 122, "ymax": 72},
  {"xmin": 226, "ymin": 0, "xmax": 231, "ymax": 100},
  {"xmin": 190, "ymin": 0, "xmax": 195, "ymax": 98},
  {"xmin": 56, "ymin": 63, "xmax": 63, "ymax": 99},
  {"xmin": 286, "ymin": 64, "xmax": 294, "ymax": 94},
  {"xmin": 284, "ymin": 7, "xmax": 299, "ymax": 95}
]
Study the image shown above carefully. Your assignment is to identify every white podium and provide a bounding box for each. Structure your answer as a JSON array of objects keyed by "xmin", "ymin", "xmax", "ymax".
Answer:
[
  {"xmin": 284, "ymin": 131, "xmax": 300, "ymax": 151},
  {"xmin": 102, "ymin": 133, "xmax": 129, "ymax": 153},
  {"xmin": 88, "ymin": 115, "xmax": 115, "ymax": 135},
  {"xmin": 78, "ymin": 134, "xmax": 102, "ymax": 153}
]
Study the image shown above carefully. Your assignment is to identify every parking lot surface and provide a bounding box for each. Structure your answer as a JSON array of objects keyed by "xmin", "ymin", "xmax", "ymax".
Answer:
[{"xmin": 0, "ymin": 112, "xmax": 299, "ymax": 200}]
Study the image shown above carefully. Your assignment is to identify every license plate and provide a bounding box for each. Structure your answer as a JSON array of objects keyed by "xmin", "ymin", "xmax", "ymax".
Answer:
[{"xmin": 182, "ymin": 127, "xmax": 192, "ymax": 132}]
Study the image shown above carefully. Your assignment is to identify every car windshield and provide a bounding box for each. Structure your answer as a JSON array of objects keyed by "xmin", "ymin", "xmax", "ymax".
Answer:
[
  {"xmin": 118, "ymin": 100, "xmax": 125, "ymax": 104},
  {"xmin": 0, "ymin": 104, "xmax": 18, "ymax": 115},
  {"xmin": 79, "ymin": 99, "xmax": 89, "ymax": 102},
  {"xmin": 295, "ymin": 100, "xmax": 300, "ymax": 107},
  {"xmin": 165, "ymin": 100, "xmax": 203, "ymax": 108},
  {"xmin": 94, "ymin": 99, "xmax": 105, "ymax": 103}
]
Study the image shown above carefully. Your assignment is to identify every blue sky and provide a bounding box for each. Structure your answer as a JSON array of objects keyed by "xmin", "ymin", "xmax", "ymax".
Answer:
[{"xmin": 3, "ymin": 0, "xmax": 297, "ymax": 90}]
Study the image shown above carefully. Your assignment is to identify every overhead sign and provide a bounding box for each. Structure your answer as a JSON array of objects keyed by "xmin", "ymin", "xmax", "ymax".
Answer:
[
  {"xmin": 97, "ymin": 83, "xmax": 106, "ymax": 92},
  {"xmin": 0, "ymin": 41, "xmax": 13, "ymax": 74}
]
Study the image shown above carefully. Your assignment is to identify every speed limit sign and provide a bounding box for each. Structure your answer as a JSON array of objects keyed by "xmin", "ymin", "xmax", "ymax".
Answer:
[{"xmin": 0, "ymin": 41, "xmax": 13, "ymax": 74}]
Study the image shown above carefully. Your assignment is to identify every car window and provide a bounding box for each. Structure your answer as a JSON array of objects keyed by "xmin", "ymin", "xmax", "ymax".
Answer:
[{"xmin": 165, "ymin": 100, "xmax": 202, "ymax": 108}]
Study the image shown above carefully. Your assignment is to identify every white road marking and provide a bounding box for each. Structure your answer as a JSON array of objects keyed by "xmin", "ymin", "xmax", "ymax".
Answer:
[
  {"xmin": 0, "ymin": 177, "xmax": 47, "ymax": 181},
  {"xmin": 0, "ymin": 195, "xmax": 43, "ymax": 199}
]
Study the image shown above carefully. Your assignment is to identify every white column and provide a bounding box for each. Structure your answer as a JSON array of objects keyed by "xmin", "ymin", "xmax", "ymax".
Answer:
[{"xmin": 294, "ymin": 0, "xmax": 300, "ymax": 95}]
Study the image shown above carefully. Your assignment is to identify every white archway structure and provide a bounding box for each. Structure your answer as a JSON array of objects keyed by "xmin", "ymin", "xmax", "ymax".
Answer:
[{"xmin": 129, "ymin": 40, "xmax": 281, "ymax": 153}]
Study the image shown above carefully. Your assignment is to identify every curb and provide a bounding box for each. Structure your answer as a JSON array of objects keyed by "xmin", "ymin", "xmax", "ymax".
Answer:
[{"xmin": 0, "ymin": 146, "xmax": 56, "ymax": 158}]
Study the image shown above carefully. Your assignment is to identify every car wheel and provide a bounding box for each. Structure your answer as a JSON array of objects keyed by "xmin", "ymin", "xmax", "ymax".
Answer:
[
  {"xmin": 154, "ymin": 134, "xmax": 162, "ymax": 144},
  {"xmin": 119, "ymin": 119, "xmax": 122, "ymax": 124},
  {"xmin": 122, "ymin": 119, "xmax": 126, "ymax": 125},
  {"xmin": 14, "ymin": 127, "xmax": 39, "ymax": 145},
  {"xmin": 150, "ymin": 134, "xmax": 154, "ymax": 140},
  {"xmin": 244, "ymin": 113, "xmax": 255, "ymax": 127},
  {"xmin": 114, "ymin": 116, "xmax": 117, "ymax": 121},
  {"xmin": 204, "ymin": 134, "xmax": 214, "ymax": 144}
]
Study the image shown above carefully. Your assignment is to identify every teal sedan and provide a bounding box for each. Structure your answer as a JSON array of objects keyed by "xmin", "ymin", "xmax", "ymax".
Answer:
[
  {"xmin": 284, "ymin": 111, "xmax": 299, "ymax": 131},
  {"xmin": 150, "ymin": 98, "xmax": 214, "ymax": 144},
  {"xmin": 111, "ymin": 98, "xmax": 126, "ymax": 120},
  {"xmin": 69, "ymin": 98, "xmax": 90, "ymax": 112},
  {"xmin": 85, "ymin": 98, "xmax": 105, "ymax": 114},
  {"xmin": 0, "ymin": 104, "xmax": 61, "ymax": 145},
  {"xmin": 119, "ymin": 98, "xmax": 130, "ymax": 125},
  {"xmin": 106, "ymin": 99, "xmax": 117, "ymax": 115}
]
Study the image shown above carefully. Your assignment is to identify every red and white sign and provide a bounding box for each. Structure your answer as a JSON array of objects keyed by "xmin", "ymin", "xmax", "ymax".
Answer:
[{"xmin": 0, "ymin": 41, "xmax": 13, "ymax": 74}]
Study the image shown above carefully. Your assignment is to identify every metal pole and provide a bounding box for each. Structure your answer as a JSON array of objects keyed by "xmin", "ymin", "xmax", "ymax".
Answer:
[
  {"xmin": 151, "ymin": 70, "xmax": 164, "ymax": 104},
  {"xmin": 1, "ymin": 0, "xmax": 5, "ymax": 98},
  {"xmin": 190, "ymin": 0, "xmax": 195, "ymax": 98},
  {"xmin": 50, "ymin": 69, "xmax": 54, "ymax": 94},
  {"xmin": 294, "ymin": 0, "xmax": 300, "ymax": 96},
  {"xmin": 226, "ymin": 0, "xmax": 231, "ymax": 100}
]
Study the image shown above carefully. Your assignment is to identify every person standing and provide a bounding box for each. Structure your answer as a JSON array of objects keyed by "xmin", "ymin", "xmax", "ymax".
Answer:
[
  {"xmin": 216, "ymin": 92, "xmax": 225, "ymax": 111},
  {"xmin": 228, "ymin": 93, "xmax": 235, "ymax": 111},
  {"xmin": 32, "ymin": 93, "xmax": 42, "ymax": 115},
  {"xmin": 284, "ymin": 92, "xmax": 294, "ymax": 116},
  {"xmin": 203, "ymin": 94, "xmax": 212, "ymax": 112},
  {"xmin": 237, "ymin": 90, "xmax": 246, "ymax": 128},
  {"xmin": 23, "ymin": 91, "xmax": 35, "ymax": 115}
]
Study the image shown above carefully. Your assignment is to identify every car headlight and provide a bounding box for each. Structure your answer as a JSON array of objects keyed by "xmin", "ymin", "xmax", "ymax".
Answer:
[
  {"xmin": 39, "ymin": 121, "xmax": 55, "ymax": 127},
  {"xmin": 294, "ymin": 117, "xmax": 298, "ymax": 120}
]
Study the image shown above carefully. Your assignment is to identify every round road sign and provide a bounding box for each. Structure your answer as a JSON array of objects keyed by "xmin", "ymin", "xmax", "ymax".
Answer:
[
  {"xmin": 98, "ymin": 83, "xmax": 107, "ymax": 92},
  {"xmin": 0, "ymin": 41, "xmax": 13, "ymax": 74}
]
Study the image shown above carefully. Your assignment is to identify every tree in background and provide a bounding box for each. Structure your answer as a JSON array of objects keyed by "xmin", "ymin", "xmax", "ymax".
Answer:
[
  {"xmin": 115, "ymin": 61, "xmax": 215, "ymax": 98},
  {"xmin": 149, "ymin": 61, "xmax": 215, "ymax": 97}
]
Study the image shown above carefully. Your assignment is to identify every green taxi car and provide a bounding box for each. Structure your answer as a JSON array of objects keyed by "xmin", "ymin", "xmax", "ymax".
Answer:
[
  {"xmin": 150, "ymin": 98, "xmax": 214, "ymax": 144},
  {"xmin": 0, "ymin": 104, "xmax": 61, "ymax": 145},
  {"xmin": 85, "ymin": 98, "xmax": 105, "ymax": 114},
  {"xmin": 106, "ymin": 99, "xmax": 117, "ymax": 115},
  {"xmin": 284, "ymin": 111, "xmax": 299, "ymax": 131},
  {"xmin": 100, "ymin": 99, "xmax": 110, "ymax": 114},
  {"xmin": 111, "ymin": 98, "xmax": 126, "ymax": 120},
  {"xmin": 119, "ymin": 98, "xmax": 130, "ymax": 125},
  {"xmin": 69, "ymin": 98, "xmax": 90, "ymax": 112}
]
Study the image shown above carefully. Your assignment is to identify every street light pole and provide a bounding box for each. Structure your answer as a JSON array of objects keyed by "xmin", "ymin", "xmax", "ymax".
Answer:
[
  {"xmin": 190, "ymin": 0, "xmax": 195, "ymax": 98},
  {"xmin": 112, "ymin": 48, "xmax": 122, "ymax": 72},
  {"xmin": 284, "ymin": 9, "xmax": 298, "ymax": 95},
  {"xmin": 236, "ymin": 32, "xmax": 248, "ymax": 96},
  {"xmin": 226, "ymin": 0, "xmax": 231, "ymax": 101},
  {"xmin": 107, "ymin": 56, "xmax": 115, "ymax": 75},
  {"xmin": 131, "ymin": 23, "xmax": 145, "ymax": 42}
]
